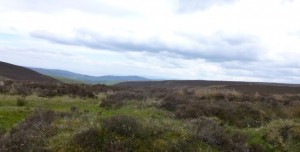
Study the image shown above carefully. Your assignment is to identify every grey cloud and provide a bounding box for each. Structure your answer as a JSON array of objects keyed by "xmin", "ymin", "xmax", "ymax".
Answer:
[
  {"xmin": 31, "ymin": 31, "xmax": 75, "ymax": 45},
  {"xmin": 174, "ymin": 33, "xmax": 262, "ymax": 61},
  {"xmin": 220, "ymin": 60, "xmax": 300, "ymax": 83},
  {"xmin": 30, "ymin": 29, "xmax": 262, "ymax": 62},
  {"xmin": 31, "ymin": 29, "xmax": 170, "ymax": 51},
  {"xmin": 176, "ymin": 0, "xmax": 237, "ymax": 13}
]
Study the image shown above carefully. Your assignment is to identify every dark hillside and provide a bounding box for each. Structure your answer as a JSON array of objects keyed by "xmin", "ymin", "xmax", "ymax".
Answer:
[
  {"xmin": 116, "ymin": 80, "xmax": 300, "ymax": 94},
  {"xmin": 0, "ymin": 61, "xmax": 60, "ymax": 83}
]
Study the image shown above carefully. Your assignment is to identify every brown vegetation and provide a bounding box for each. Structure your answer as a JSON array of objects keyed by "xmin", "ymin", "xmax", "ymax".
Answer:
[
  {"xmin": 0, "ymin": 61, "xmax": 60, "ymax": 83},
  {"xmin": 0, "ymin": 110, "xmax": 56, "ymax": 152},
  {"xmin": 1, "ymin": 80, "xmax": 300, "ymax": 151},
  {"xmin": 0, "ymin": 80, "xmax": 119, "ymax": 98}
]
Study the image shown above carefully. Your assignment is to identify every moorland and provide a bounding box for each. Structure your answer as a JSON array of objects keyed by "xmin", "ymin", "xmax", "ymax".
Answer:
[{"xmin": 1, "ymin": 79, "xmax": 300, "ymax": 152}]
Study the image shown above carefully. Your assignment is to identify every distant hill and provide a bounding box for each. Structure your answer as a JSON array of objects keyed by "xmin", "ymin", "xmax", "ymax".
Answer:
[
  {"xmin": 0, "ymin": 61, "xmax": 60, "ymax": 83},
  {"xmin": 116, "ymin": 80, "xmax": 300, "ymax": 94},
  {"xmin": 30, "ymin": 68, "xmax": 149, "ymax": 84}
]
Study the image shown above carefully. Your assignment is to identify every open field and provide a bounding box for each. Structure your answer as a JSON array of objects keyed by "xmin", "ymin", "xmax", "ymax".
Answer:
[{"xmin": 1, "ymin": 81, "xmax": 300, "ymax": 151}]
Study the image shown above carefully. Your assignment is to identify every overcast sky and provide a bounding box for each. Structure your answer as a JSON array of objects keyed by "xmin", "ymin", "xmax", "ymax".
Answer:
[{"xmin": 1, "ymin": 0, "xmax": 300, "ymax": 83}]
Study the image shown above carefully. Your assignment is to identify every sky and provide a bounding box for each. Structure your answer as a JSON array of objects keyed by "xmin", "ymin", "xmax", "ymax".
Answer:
[{"xmin": 1, "ymin": 0, "xmax": 300, "ymax": 83}]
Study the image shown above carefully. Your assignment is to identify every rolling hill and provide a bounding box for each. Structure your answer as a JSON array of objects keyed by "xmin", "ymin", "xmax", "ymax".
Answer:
[
  {"xmin": 116, "ymin": 80, "xmax": 300, "ymax": 94},
  {"xmin": 30, "ymin": 68, "xmax": 149, "ymax": 84},
  {"xmin": 0, "ymin": 61, "xmax": 60, "ymax": 83}
]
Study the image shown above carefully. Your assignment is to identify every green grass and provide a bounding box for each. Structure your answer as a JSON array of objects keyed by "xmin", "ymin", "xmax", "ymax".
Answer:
[
  {"xmin": 0, "ymin": 107, "xmax": 31, "ymax": 131},
  {"xmin": 0, "ymin": 94, "xmax": 101, "ymax": 130},
  {"xmin": 0, "ymin": 94, "xmax": 218, "ymax": 151},
  {"xmin": 0, "ymin": 95, "xmax": 31, "ymax": 131},
  {"xmin": 2, "ymin": 93, "xmax": 300, "ymax": 151},
  {"xmin": 0, "ymin": 94, "xmax": 175, "ymax": 133}
]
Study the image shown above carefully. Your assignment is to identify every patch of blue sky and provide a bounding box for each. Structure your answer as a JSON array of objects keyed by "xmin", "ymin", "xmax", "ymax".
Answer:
[{"xmin": 0, "ymin": 33, "xmax": 18, "ymax": 40}]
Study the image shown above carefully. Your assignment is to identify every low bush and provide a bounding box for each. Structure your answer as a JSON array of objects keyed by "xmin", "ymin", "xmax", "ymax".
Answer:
[
  {"xmin": 0, "ymin": 110, "xmax": 57, "ymax": 152},
  {"xmin": 37, "ymin": 89, "xmax": 58, "ymax": 98},
  {"xmin": 168, "ymin": 96, "xmax": 270, "ymax": 128},
  {"xmin": 70, "ymin": 115, "xmax": 141, "ymax": 151},
  {"xmin": 159, "ymin": 94, "xmax": 190, "ymax": 111},
  {"xmin": 262, "ymin": 123, "xmax": 300, "ymax": 151},
  {"xmin": 194, "ymin": 88, "xmax": 241, "ymax": 101},
  {"xmin": 102, "ymin": 115, "xmax": 140, "ymax": 137},
  {"xmin": 191, "ymin": 117, "xmax": 249, "ymax": 152},
  {"xmin": 225, "ymin": 102, "xmax": 268, "ymax": 128},
  {"xmin": 168, "ymin": 139, "xmax": 199, "ymax": 152},
  {"xmin": 72, "ymin": 128, "xmax": 103, "ymax": 151},
  {"xmin": 0, "ymin": 81, "xmax": 100, "ymax": 98},
  {"xmin": 100, "ymin": 90, "xmax": 146, "ymax": 108},
  {"xmin": 11, "ymin": 83, "xmax": 32, "ymax": 96},
  {"xmin": 16, "ymin": 97, "xmax": 27, "ymax": 106}
]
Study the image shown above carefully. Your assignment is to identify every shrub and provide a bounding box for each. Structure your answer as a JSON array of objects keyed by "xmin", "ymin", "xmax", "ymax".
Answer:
[
  {"xmin": 16, "ymin": 97, "xmax": 27, "ymax": 106},
  {"xmin": 0, "ymin": 110, "xmax": 56, "ymax": 152},
  {"xmin": 175, "ymin": 101, "xmax": 206, "ymax": 118},
  {"xmin": 227, "ymin": 102, "xmax": 268, "ymax": 128},
  {"xmin": 159, "ymin": 94, "xmax": 190, "ymax": 111},
  {"xmin": 174, "ymin": 99, "xmax": 269, "ymax": 128},
  {"xmin": 192, "ymin": 117, "xmax": 228, "ymax": 146},
  {"xmin": 194, "ymin": 88, "xmax": 241, "ymax": 101},
  {"xmin": 37, "ymin": 89, "xmax": 57, "ymax": 98},
  {"xmin": 70, "ymin": 106, "xmax": 77, "ymax": 113},
  {"xmin": 11, "ymin": 84, "xmax": 31, "ymax": 96},
  {"xmin": 169, "ymin": 139, "xmax": 198, "ymax": 152},
  {"xmin": 262, "ymin": 123, "xmax": 300, "ymax": 151},
  {"xmin": 102, "ymin": 115, "xmax": 140, "ymax": 137},
  {"xmin": 100, "ymin": 90, "xmax": 146, "ymax": 108},
  {"xmin": 72, "ymin": 128, "xmax": 103, "ymax": 151},
  {"xmin": 0, "ymin": 85, "xmax": 9, "ymax": 94},
  {"xmin": 191, "ymin": 117, "xmax": 249, "ymax": 152},
  {"xmin": 71, "ymin": 115, "xmax": 141, "ymax": 151}
]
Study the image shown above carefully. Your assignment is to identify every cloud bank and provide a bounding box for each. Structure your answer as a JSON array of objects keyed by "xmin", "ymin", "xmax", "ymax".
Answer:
[
  {"xmin": 1, "ymin": 0, "xmax": 300, "ymax": 83},
  {"xmin": 31, "ymin": 29, "xmax": 262, "ymax": 62}
]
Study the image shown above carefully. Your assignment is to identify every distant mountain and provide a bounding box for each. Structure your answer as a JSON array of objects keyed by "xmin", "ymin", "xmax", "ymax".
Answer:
[
  {"xmin": 30, "ymin": 68, "xmax": 149, "ymax": 84},
  {"xmin": 0, "ymin": 61, "xmax": 60, "ymax": 83}
]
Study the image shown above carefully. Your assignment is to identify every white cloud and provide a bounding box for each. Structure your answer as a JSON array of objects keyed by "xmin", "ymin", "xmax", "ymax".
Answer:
[
  {"xmin": 1, "ymin": 0, "xmax": 300, "ymax": 83},
  {"xmin": 176, "ymin": 0, "xmax": 237, "ymax": 12}
]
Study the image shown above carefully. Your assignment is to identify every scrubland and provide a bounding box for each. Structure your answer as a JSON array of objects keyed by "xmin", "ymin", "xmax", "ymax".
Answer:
[{"xmin": 1, "ymin": 81, "xmax": 300, "ymax": 151}]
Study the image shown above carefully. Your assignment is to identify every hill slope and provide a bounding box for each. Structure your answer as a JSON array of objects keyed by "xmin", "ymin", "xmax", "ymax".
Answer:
[
  {"xmin": 116, "ymin": 80, "xmax": 300, "ymax": 94},
  {"xmin": 0, "ymin": 61, "xmax": 60, "ymax": 83},
  {"xmin": 30, "ymin": 68, "xmax": 149, "ymax": 84}
]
